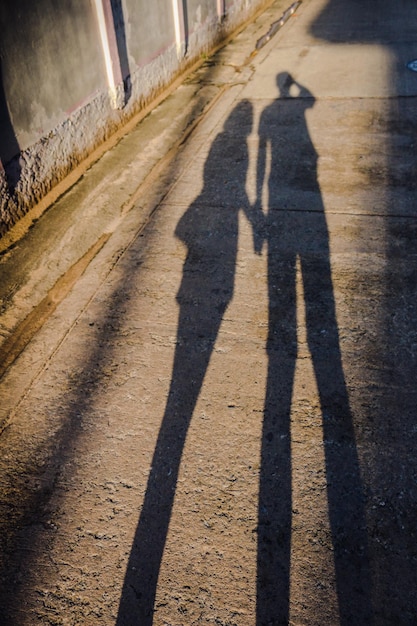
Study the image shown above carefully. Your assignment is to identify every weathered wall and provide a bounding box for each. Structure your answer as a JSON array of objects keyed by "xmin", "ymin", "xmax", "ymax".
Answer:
[
  {"xmin": 0, "ymin": 0, "xmax": 270, "ymax": 237},
  {"xmin": 125, "ymin": 0, "xmax": 176, "ymax": 65}
]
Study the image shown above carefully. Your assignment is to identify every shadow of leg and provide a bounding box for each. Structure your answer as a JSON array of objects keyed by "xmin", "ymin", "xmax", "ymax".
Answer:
[
  {"xmin": 303, "ymin": 255, "xmax": 373, "ymax": 625},
  {"xmin": 257, "ymin": 256, "xmax": 296, "ymax": 626},
  {"xmin": 116, "ymin": 303, "xmax": 225, "ymax": 626}
]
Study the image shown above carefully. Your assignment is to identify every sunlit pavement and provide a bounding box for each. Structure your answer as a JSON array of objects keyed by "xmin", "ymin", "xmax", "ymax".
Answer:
[{"xmin": 1, "ymin": 1, "xmax": 417, "ymax": 624}]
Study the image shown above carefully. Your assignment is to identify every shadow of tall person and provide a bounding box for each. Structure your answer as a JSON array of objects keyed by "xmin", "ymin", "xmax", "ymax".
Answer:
[
  {"xmin": 116, "ymin": 99, "xmax": 260, "ymax": 625},
  {"xmin": 255, "ymin": 73, "xmax": 372, "ymax": 625}
]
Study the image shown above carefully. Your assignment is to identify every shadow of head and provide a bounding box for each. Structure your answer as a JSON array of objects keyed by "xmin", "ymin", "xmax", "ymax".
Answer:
[
  {"xmin": 223, "ymin": 98, "xmax": 253, "ymax": 135},
  {"xmin": 276, "ymin": 71, "xmax": 295, "ymax": 97}
]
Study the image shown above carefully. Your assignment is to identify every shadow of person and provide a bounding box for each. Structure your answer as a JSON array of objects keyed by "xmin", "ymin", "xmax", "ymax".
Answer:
[
  {"xmin": 0, "ymin": 57, "xmax": 21, "ymax": 196},
  {"xmin": 116, "ymin": 99, "xmax": 259, "ymax": 625},
  {"xmin": 255, "ymin": 73, "xmax": 372, "ymax": 625}
]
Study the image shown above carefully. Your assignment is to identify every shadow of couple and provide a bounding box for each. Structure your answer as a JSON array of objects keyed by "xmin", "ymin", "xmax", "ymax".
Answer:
[{"xmin": 116, "ymin": 72, "xmax": 372, "ymax": 625}]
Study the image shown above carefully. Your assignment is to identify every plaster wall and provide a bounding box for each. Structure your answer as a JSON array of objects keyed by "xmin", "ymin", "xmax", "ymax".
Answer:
[{"xmin": 0, "ymin": 0, "xmax": 270, "ymax": 236}]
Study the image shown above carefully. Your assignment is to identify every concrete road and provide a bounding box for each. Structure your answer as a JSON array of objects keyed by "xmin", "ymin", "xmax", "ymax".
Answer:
[{"xmin": 1, "ymin": 0, "xmax": 417, "ymax": 624}]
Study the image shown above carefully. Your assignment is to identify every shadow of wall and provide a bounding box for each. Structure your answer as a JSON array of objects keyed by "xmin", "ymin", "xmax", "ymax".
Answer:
[
  {"xmin": 0, "ymin": 58, "xmax": 21, "ymax": 199},
  {"xmin": 311, "ymin": 1, "xmax": 417, "ymax": 623}
]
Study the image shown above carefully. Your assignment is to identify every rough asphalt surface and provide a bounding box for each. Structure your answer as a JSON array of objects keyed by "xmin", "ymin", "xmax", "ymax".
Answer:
[{"xmin": 1, "ymin": 0, "xmax": 417, "ymax": 624}]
